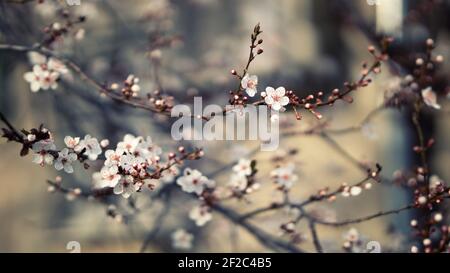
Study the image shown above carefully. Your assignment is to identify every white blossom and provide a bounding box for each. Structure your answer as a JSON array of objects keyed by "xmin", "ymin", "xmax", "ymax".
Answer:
[
  {"xmin": 31, "ymin": 139, "xmax": 56, "ymax": 166},
  {"xmin": 232, "ymin": 158, "xmax": 252, "ymax": 176},
  {"xmin": 54, "ymin": 148, "xmax": 77, "ymax": 173},
  {"xmin": 75, "ymin": 135, "xmax": 102, "ymax": 160},
  {"xmin": 264, "ymin": 86, "xmax": 289, "ymax": 111},
  {"xmin": 176, "ymin": 168, "xmax": 215, "ymax": 195},
  {"xmin": 189, "ymin": 205, "xmax": 212, "ymax": 226},
  {"xmin": 228, "ymin": 173, "xmax": 248, "ymax": 191},
  {"xmin": 104, "ymin": 149, "xmax": 122, "ymax": 167},
  {"xmin": 421, "ymin": 87, "xmax": 441, "ymax": 110},
  {"xmin": 172, "ymin": 229, "xmax": 193, "ymax": 250},
  {"xmin": 23, "ymin": 65, "xmax": 48, "ymax": 92},
  {"xmin": 113, "ymin": 175, "xmax": 136, "ymax": 198},
  {"xmin": 119, "ymin": 153, "xmax": 144, "ymax": 172},
  {"xmin": 241, "ymin": 74, "xmax": 258, "ymax": 97},
  {"xmin": 47, "ymin": 58, "xmax": 69, "ymax": 74},
  {"xmin": 64, "ymin": 136, "xmax": 80, "ymax": 149},
  {"xmin": 271, "ymin": 164, "xmax": 298, "ymax": 189},
  {"xmin": 116, "ymin": 134, "xmax": 142, "ymax": 154},
  {"xmin": 100, "ymin": 165, "xmax": 121, "ymax": 187},
  {"xmin": 136, "ymin": 136, "xmax": 162, "ymax": 163}
]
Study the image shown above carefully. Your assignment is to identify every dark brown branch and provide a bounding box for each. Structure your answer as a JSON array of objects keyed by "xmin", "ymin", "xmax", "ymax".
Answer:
[{"xmin": 308, "ymin": 219, "xmax": 323, "ymax": 253}]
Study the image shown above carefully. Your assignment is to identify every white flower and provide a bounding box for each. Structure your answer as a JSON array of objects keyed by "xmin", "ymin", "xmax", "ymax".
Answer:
[
  {"xmin": 161, "ymin": 165, "xmax": 180, "ymax": 183},
  {"xmin": 116, "ymin": 134, "xmax": 142, "ymax": 154},
  {"xmin": 172, "ymin": 229, "xmax": 193, "ymax": 250},
  {"xmin": 100, "ymin": 165, "xmax": 121, "ymax": 187},
  {"xmin": 271, "ymin": 164, "xmax": 298, "ymax": 189},
  {"xmin": 421, "ymin": 87, "xmax": 441, "ymax": 110},
  {"xmin": 176, "ymin": 168, "xmax": 215, "ymax": 195},
  {"xmin": 32, "ymin": 139, "xmax": 56, "ymax": 152},
  {"xmin": 232, "ymin": 158, "xmax": 252, "ymax": 176},
  {"xmin": 31, "ymin": 139, "xmax": 56, "ymax": 166},
  {"xmin": 23, "ymin": 65, "xmax": 46, "ymax": 92},
  {"xmin": 39, "ymin": 69, "xmax": 60, "ymax": 90},
  {"xmin": 32, "ymin": 152, "xmax": 54, "ymax": 166},
  {"xmin": 136, "ymin": 136, "xmax": 162, "ymax": 163},
  {"xmin": 113, "ymin": 175, "xmax": 136, "ymax": 198},
  {"xmin": 241, "ymin": 74, "xmax": 258, "ymax": 97},
  {"xmin": 64, "ymin": 136, "xmax": 80, "ymax": 149},
  {"xmin": 47, "ymin": 58, "xmax": 68, "ymax": 74},
  {"xmin": 104, "ymin": 149, "xmax": 122, "ymax": 167},
  {"xmin": 119, "ymin": 153, "xmax": 142, "ymax": 172},
  {"xmin": 189, "ymin": 205, "xmax": 212, "ymax": 226},
  {"xmin": 228, "ymin": 173, "xmax": 248, "ymax": 191},
  {"xmin": 75, "ymin": 135, "xmax": 102, "ymax": 160},
  {"xmin": 264, "ymin": 86, "xmax": 289, "ymax": 111},
  {"xmin": 54, "ymin": 148, "xmax": 77, "ymax": 173}
]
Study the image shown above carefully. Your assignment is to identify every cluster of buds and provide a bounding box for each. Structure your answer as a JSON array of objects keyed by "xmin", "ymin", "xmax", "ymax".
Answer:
[
  {"xmin": 293, "ymin": 40, "xmax": 391, "ymax": 122},
  {"xmin": 2, "ymin": 123, "xmax": 52, "ymax": 157},
  {"xmin": 413, "ymin": 38, "xmax": 444, "ymax": 84},
  {"xmin": 228, "ymin": 88, "xmax": 249, "ymax": 107},
  {"xmin": 413, "ymin": 184, "xmax": 448, "ymax": 209},
  {"xmin": 228, "ymin": 23, "xmax": 263, "ymax": 107},
  {"xmin": 114, "ymin": 74, "xmax": 141, "ymax": 99},
  {"xmin": 42, "ymin": 9, "xmax": 86, "ymax": 46},
  {"xmin": 410, "ymin": 218, "xmax": 450, "ymax": 253},
  {"xmin": 147, "ymin": 90, "xmax": 175, "ymax": 112},
  {"xmin": 305, "ymin": 165, "xmax": 380, "ymax": 203}
]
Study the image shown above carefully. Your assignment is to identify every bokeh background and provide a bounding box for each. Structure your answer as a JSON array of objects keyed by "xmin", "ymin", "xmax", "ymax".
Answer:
[{"xmin": 0, "ymin": 0, "xmax": 449, "ymax": 252}]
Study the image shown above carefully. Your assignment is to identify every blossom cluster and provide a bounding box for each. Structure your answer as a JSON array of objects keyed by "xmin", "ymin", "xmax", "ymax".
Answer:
[
  {"xmin": 31, "ymin": 133, "xmax": 102, "ymax": 174},
  {"xmin": 240, "ymin": 74, "xmax": 290, "ymax": 112},
  {"xmin": 92, "ymin": 134, "xmax": 164, "ymax": 198}
]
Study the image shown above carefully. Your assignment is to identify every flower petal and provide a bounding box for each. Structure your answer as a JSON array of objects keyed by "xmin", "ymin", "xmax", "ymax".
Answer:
[
  {"xmin": 265, "ymin": 86, "xmax": 275, "ymax": 96},
  {"xmin": 265, "ymin": 96, "xmax": 274, "ymax": 105},
  {"xmin": 275, "ymin": 87, "xmax": 286, "ymax": 97},
  {"xmin": 280, "ymin": 96, "xmax": 290, "ymax": 106},
  {"xmin": 271, "ymin": 102, "xmax": 282, "ymax": 111}
]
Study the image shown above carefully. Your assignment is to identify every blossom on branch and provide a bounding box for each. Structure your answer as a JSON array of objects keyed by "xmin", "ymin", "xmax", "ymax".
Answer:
[
  {"xmin": 54, "ymin": 148, "xmax": 77, "ymax": 173},
  {"xmin": 176, "ymin": 168, "xmax": 215, "ymax": 195},
  {"xmin": 241, "ymin": 74, "xmax": 258, "ymax": 97},
  {"xmin": 263, "ymin": 86, "xmax": 289, "ymax": 111},
  {"xmin": 271, "ymin": 163, "xmax": 298, "ymax": 190}
]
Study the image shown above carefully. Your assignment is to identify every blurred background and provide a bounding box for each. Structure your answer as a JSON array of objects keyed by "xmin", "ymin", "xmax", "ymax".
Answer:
[{"xmin": 0, "ymin": 0, "xmax": 449, "ymax": 252}]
